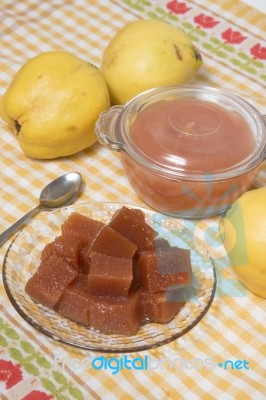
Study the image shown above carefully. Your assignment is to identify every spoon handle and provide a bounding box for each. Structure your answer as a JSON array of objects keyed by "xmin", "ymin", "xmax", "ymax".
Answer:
[{"xmin": 0, "ymin": 206, "xmax": 41, "ymax": 247}]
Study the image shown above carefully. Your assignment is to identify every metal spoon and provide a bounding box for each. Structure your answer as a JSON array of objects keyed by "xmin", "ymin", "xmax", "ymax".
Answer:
[{"xmin": 0, "ymin": 172, "xmax": 83, "ymax": 246}]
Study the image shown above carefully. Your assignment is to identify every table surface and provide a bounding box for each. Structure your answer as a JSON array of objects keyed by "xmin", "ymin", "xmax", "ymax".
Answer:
[
  {"xmin": 0, "ymin": 1, "xmax": 265, "ymax": 399},
  {"xmin": 242, "ymin": 0, "xmax": 266, "ymax": 13}
]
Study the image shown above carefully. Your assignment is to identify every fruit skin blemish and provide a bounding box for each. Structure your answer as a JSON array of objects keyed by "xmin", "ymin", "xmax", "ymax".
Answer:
[{"xmin": 101, "ymin": 19, "xmax": 202, "ymax": 105}]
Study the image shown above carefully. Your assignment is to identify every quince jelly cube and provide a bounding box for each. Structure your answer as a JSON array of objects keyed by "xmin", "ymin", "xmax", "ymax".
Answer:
[
  {"xmin": 89, "ymin": 291, "xmax": 141, "ymax": 335},
  {"xmin": 88, "ymin": 252, "xmax": 133, "ymax": 297},
  {"xmin": 138, "ymin": 247, "xmax": 191, "ymax": 292},
  {"xmin": 25, "ymin": 255, "xmax": 78, "ymax": 308},
  {"xmin": 58, "ymin": 275, "xmax": 91, "ymax": 325}
]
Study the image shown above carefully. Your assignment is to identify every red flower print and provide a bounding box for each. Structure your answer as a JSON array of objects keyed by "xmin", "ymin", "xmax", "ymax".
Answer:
[
  {"xmin": 194, "ymin": 13, "xmax": 220, "ymax": 29},
  {"xmin": 250, "ymin": 43, "xmax": 266, "ymax": 60},
  {"xmin": 166, "ymin": 0, "xmax": 192, "ymax": 14},
  {"xmin": 22, "ymin": 390, "xmax": 54, "ymax": 400},
  {"xmin": 221, "ymin": 28, "xmax": 247, "ymax": 44},
  {"xmin": 0, "ymin": 360, "xmax": 23, "ymax": 389}
]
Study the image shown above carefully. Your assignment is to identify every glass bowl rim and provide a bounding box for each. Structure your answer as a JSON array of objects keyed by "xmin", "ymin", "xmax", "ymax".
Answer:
[{"xmin": 114, "ymin": 84, "xmax": 266, "ymax": 181}]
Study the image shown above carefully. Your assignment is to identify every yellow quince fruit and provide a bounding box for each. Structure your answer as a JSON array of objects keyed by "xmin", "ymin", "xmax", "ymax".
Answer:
[
  {"xmin": 101, "ymin": 19, "xmax": 202, "ymax": 105},
  {"xmin": 220, "ymin": 187, "xmax": 266, "ymax": 298},
  {"xmin": 0, "ymin": 51, "xmax": 110, "ymax": 159}
]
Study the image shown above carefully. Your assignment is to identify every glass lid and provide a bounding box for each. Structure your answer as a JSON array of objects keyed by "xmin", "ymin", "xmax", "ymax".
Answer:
[{"xmin": 117, "ymin": 85, "xmax": 266, "ymax": 180}]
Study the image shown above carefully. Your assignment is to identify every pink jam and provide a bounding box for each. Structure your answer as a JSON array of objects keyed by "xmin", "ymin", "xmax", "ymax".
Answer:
[{"xmin": 130, "ymin": 98, "xmax": 255, "ymax": 173}]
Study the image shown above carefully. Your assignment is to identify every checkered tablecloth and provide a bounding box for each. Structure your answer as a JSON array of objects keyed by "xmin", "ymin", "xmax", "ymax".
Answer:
[{"xmin": 0, "ymin": 1, "xmax": 265, "ymax": 399}]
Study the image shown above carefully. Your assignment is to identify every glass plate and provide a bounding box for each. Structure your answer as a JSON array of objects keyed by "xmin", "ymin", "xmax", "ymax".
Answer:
[{"xmin": 3, "ymin": 202, "xmax": 216, "ymax": 353}]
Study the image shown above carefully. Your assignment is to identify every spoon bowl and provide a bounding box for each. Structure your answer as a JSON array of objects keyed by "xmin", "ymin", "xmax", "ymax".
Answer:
[
  {"xmin": 0, "ymin": 172, "xmax": 83, "ymax": 246},
  {"xmin": 39, "ymin": 172, "xmax": 83, "ymax": 208}
]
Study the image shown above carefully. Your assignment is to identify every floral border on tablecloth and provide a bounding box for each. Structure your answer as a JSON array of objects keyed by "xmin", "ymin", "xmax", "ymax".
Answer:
[
  {"xmin": 0, "ymin": 316, "xmax": 85, "ymax": 400},
  {"xmin": 117, "ymin": 0, "xmax": 266, "ymax": 82}
]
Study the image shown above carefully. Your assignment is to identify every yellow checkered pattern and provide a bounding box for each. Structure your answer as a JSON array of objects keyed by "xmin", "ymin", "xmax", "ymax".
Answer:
[{"xmin": 0, "ymin": 1, "xmax": 265, "ymax": 399}]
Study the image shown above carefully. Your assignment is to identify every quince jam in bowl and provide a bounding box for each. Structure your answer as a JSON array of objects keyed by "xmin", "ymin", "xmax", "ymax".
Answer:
[
  {"xmin": 96, "ymin": 85, "xmax": 266, "ymax": 218},
  {"xmin": 3, "ymin": 203, "xmax": 216, "ymax": 352}
]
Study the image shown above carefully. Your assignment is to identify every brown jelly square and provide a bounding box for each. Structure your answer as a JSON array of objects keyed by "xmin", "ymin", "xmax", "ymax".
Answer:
[
  {"xmin": 109, "ymin": 206, "xmax": 156, "ymax": 251},
  {"xmin": 41, "ymin": 235, "xmax": 80, "ymax": 270},
  {"xmin": 58, "ymin": 275, "xmax": 91, "ymax": 325},
  {"xmin": 25, "ymin": 255, "xmax": 78, "ymax": 308},
  {"xmin": 90, "ymin": 225, "xmax": 137, "ymax": 258},
  {"xmin": 89, "ymin": 291, "xmax": 141, "ymax": 335},
  {"xmin": 140, "ymin": 289, "xmax": 184, "ymax": 323},
  {"xmin": 138, "ymin": 247, "xmax": 191, "ymax": 292},
  {"xmin": 61, "ymin": 212, "xmax": 104, "ymax": 245},
  {"xmin": 79, "ymin": 244, "xmax": 92, "ymax": 274},
  {"xmin": 88, "ymin": 252, "xmax": 133, "ymax": 297}
]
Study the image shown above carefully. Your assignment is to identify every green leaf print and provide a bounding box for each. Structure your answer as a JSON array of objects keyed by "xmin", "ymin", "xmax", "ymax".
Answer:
[
  {"xmin": 133, "ymin": 5, "xmax": 145, "ymax": 11},
  {"xmin": 4, "ymin": 327, "xmax": 20, "ymax": 340},
  {"xmin": 223, "ymin": 44, "xmax": 235, "ymax": 53},
  {"xmin": 216, "ymin": 51, "xmax": 227, "ymax": 58},
  {"xmin": 155, "ymin": 7, "xmax": 166, "ymax": 14},
  {"xmin": 202, "ymin": 43, "xmax": 215, "ymax": 51},
  {"xmin": 251, "ymin": 59, "xmax": 264, "ymax": 68},
  {"xmin": 146, "ymin": 11, "xmax": 160, "ymax": 19},
  {"xmin": 24, "ymin": 362, "xmax": 40, "ymax": 376},
  {"xmin": 9, "ymin": 347, "xmax": 24, "ymax": 362},
  {"xmin": 69, "ymin": 386, "xmax": 84, "ymax": 400},
  {"xmin": 53, "ymin": 371, "xmax": 69, "ymax": 385},
  {"xmin": 210, "ymin": 37, "xmax": 221, "ymax": 45},
  {"xmin": 123, "ymin": 0, "xmax": 133, "ymax": 7},
  {"xmin": 260, "ymin": 74, "xmax": 266, "ymax": 81},
  {"xmin": 129, "ymin": 0, "xmax": 150, "ymax": 6},
  {"xmin": 0, "ymin": 334, "xmax": 8, "ymax": 347},
  {"xmin": 20, "ymin": 340, "xmax": 35, "ymax": 354},
  {"xmin": 36, "ymin": 355, "xmax": 51, "ymax": 368},
  {"xmin": 189, "ymin": 35, "xmax": 200, "ymax": 42},
  {"xmin": 57, "ymin": 395, "xmax": 70, "ymax": 400},
  {"xmin": 181, "ymin": 21, "xmax": 193, "ymax": 29},
  {"xmin": 41, "ymin": 377, "xmax": 58, "ymax": 394},
  {"xmin": 167, "ymin": 14, "xmax": 179, "ymax": 21},
  {"xmin": 196, "ymin": 29, "xmax": 207, "ymax": 37},
  {"xmin": 230, "ymin": 58, "xmax": 243, "ymax": 66},
  {"xmin": 237, "ymin": 52, "xmax": 250, "ymax": 60},
  {"xmin": 243, "ymin": 65, "xmax": 256, "ymax": 74}
]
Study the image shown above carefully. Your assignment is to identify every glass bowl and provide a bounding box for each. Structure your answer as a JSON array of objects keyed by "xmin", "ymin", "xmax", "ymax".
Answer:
[
  {"xmin": 3, "ymin": 202, "xmax": 216, "ymax": 352},
  {"xmin": 96, "ymin": 85, "xmax": 266, "ymax": 218}
]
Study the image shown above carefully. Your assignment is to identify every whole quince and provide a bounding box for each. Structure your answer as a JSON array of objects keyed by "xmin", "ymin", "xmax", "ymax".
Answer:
[
  {"xmin": 0, "ymin": 51, "xmax": 110, "ymax": 159},
  {"xmin": 220, "ymin": 188, "xmax": 266, "ymax": 298},
  {"xmin": 101, "ymin": 19, "xmax": 202, "ymax": 105}
]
